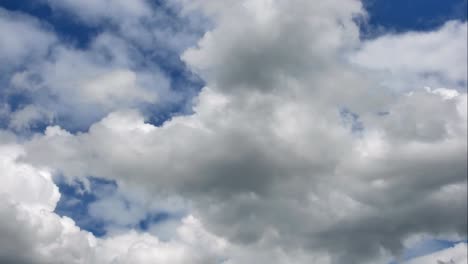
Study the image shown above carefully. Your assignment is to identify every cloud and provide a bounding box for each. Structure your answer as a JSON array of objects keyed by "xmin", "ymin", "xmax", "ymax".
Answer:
[
  {"xmin": 351, "ymin": 21, "xmax": 468, "ymax": 91},
  {"xmin": 1, "ymin": 2, "xmax": 203, "ymax": 131},
  {"xmin": 8, "ymin": 105, "xmax": 54, "ymax": 131},
  {"xmin": 0, "ymin": 0, "xmax": 466, "ymax": 263},
  {"xmin": 0, "ymin": 138, "xmax": 231, "ymax": 264},
  {"xmin": 23, "ymin": 13, "xmax": 467, "ymax": 264},
  {"xmin": 404, "ymin": 243, "xmax": 467, "ymax": 264},
  {"xmin": 182, "ymin": 0, "xmax": 364, "ymax": 94},
  {"xmin": 7, "ymin": 31, "xmax": 171, "ymax": 130},
  {"xmin": 0, "ymin": 143, "xmax": 59, "ymax": 212},
  {"xmin": 0, "ymin": 8, "xmax": 56, "ymax": 68}
]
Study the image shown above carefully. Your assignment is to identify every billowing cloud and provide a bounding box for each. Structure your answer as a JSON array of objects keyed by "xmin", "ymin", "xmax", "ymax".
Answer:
[
  {"xmin": 0, "ymin": 0, "xmax": 466, "ymax": 263},
  {"xmin": 0, "ymin": 138, "xmax": 231, "ymax": 264}
]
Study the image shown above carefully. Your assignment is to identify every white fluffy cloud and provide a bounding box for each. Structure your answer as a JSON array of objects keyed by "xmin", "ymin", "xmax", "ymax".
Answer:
[
  {"xmin": 1, "ymin": 1, "xmax": 203, "ymax": 131},
  {"xmin": 23, "ymin": 87, "xmax": 466, "ymax": 263},
  {"xmin": 351, "ymin": 21, "xmax": 467, "ymax": 91},
  {"xmin": 7, "ymin": 31, "xmax": 170, "ymax": 130},
  {"xmin": 0, "ymin": 139, "xmax": 231, "ymax": 264},
  {"xmin": 0, "ymin": 0, "xmax": 466, "ymax": 263}
]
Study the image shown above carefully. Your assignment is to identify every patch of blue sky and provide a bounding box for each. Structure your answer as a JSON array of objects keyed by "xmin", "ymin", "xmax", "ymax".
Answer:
[
  {"xmin": 138, "ymin": 212, "xmax": 171, "ymax": 231},
  {"xmin": 0, "ymin": 91, "xmax": 53, "ymax": 137},
  {"xmin": 141, "ymin": 50, "xmax": 205, "ymax": 126},
  {"xmin": 339, "ymin": 107, "xmax": 365, "ymax": 136},
  {"xmin": 361, "ymin": 0, "xmax": 467, "ymax": 37},
  {"xmin": 0, "ymin": 0, "xmax": 206, "ymax": 133},
  {"xmin": 389, "ymin": 239, "xmax": 468, "ymax": 264},
  {"xmin": 54, "ymin": 176, "xmax": 179, "ymax": 237},
  {"xmin": 0, "ymin": 0, "xmax": 99, "ymax": 48},
  {"xmin": 54, "ymin": 176, "xmax": 113, "ymax": 237},
  {"xmin": 129, "ymin": 2, "xmax": 208, "ymax": 126}
]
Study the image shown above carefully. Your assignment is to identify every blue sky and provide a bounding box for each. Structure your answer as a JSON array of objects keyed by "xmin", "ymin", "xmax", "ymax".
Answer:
[
  {"xmin": 362, "ymin": 0, "xmax": 467, "ymax": 32},
  {"xmin": 0, "ymin": 1, "xmax": 466, "ymax": 263},
  {"xmin": 0, "ymin": 0, "xmax": 205, "ymax": 132}
]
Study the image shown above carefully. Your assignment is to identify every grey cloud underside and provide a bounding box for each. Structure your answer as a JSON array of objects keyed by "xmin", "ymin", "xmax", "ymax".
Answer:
[{"xmin": 1, "ymin": 0, "xmax": 467, "ymax": 263}]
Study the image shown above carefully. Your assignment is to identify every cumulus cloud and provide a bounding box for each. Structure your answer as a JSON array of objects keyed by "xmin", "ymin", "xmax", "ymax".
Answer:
[
  {"xmin": 0, "ymin": 138, "xmax": 231, "ymax": 264},
  {"xmin": 6, "ymin": 30, "xmax": 171, "ymax": 130},
  {"xmin": 1, "ymin": 0, "xmax": 205, "ymax": 131},
  {"xmin": 23, "ymin": 87, "xmax": 466, "ymax": 263},
  {"xmin": 0, "ymin": 0, "xmax": 466, "ymax": 263},
  {"xmin": 351, "ymin": 21, "xmax": 468, "ymax": 91}
]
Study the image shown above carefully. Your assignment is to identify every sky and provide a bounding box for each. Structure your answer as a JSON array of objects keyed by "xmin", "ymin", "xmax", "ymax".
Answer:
[{"xmin": 0, "ymin": 0, "xmax": 466, "ymax": 264}]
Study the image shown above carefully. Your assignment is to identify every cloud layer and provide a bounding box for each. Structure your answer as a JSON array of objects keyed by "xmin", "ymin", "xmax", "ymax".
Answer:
[{"xmin": 0, "ymin": 0, "xmax": 466, "ymax": 263}]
